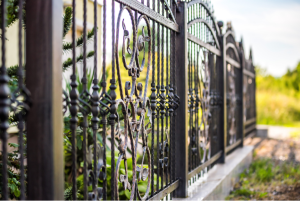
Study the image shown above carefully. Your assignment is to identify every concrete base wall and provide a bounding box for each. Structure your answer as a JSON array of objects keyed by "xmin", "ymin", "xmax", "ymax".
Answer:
[{"xmin": 177, "ymin": 146, "xmax": 254, "ymax": 200}]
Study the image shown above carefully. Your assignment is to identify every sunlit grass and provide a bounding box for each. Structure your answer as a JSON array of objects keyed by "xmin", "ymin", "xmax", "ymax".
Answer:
[{"xmin": 257, "ymin": 90, "xmax": 300, "ymax": 127}]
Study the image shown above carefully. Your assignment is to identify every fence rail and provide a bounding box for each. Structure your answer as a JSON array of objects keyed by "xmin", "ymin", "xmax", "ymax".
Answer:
[{"xmin": 0, "ymin": 0, "xmax": 256, "ymax": 200}]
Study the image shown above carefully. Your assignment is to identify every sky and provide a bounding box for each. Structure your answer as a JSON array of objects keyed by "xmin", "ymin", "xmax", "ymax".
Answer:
[{"xmin": 212, "ymin": 0, "xmax": 300, "ymax": 76}]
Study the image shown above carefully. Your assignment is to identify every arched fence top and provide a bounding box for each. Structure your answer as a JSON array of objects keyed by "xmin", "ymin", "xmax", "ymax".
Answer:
[
  {"xmin": 187, "ymin": 0, "xmax": 220, "ymax": 36},
  {"xmin": 162, "ymin": 0, "xmax": 176, "ymax": 23},
  {"xmin": 187, "ymin": 18, "xmax": 220, "ymax": 49},
  {"xmin": 226, "ymin": 42, "xmax": 240, "ymax": 63},
  {"xmin": 224, "ymin": 30, "xmax": 235, "ymax": 39},
  {"xmin": 224, "ymin": 27, "xmax": 241, "ymax": 65}
]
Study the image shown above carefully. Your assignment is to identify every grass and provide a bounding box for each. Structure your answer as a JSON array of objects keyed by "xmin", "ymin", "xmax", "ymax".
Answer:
[
  {"xmin": 226, "ymin": 157, "xmax": 300, "ymax": 200},
  {"xmin": 257, "ymin": 90, "xmax": 300, "ymax": 127},
  {"xmin": 255, "ymin": 63, "xmax": 300, "ymax": 127}
]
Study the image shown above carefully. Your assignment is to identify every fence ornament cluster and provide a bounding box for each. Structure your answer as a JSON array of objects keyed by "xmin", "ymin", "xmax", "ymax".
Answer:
[{"xmin": 0, "ymin": 0, "xmax": 256, "ymax": 200}]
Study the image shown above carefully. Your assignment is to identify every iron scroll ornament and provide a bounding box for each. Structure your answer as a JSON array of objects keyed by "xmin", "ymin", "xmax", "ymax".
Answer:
[
  {"xmin": 113, "ymin": 6, "xmax": 152, "ymax": 201},
  {"xmin": 227, "ymin": 63, "xmax": 236, "ymax": 145},
  {"xmin": 188, "ymin": 50, "xmax": 211, "ymax": 168},
  {"xmin": 198, "ymin": 51, "xmax": 211, "ymax": 163}
]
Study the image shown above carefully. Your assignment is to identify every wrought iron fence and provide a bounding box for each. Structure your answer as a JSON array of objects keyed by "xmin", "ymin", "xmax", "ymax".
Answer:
[
  {"xmin": 186, "ymin": 0, "xmax": 223, "ymax": 184},
  {"xmin": 243, "ymin": 49, "xmax": 256, "ymax": 139},
  {"xmin": 0, "ymin": 0, "xmax": 256, "ymax": 200}
]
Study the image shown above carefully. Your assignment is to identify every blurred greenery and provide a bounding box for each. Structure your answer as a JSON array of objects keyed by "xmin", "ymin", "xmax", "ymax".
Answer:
[
  {"xmin": 256, "ymin": 61, "xmax": 300, "ymax": 126},
  {"xmin": 226, "ymin": 157, "xmax": 300, "ymax": 200}
]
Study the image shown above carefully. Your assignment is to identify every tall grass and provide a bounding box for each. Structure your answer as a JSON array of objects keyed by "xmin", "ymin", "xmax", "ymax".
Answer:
[{"xmin": 256, "ymin": 62, "xmax": 300, "ymax": 126}]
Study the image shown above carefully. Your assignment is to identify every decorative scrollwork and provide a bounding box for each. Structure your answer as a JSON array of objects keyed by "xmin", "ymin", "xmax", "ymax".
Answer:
[
  {"xmin": 209, "ymin": 92, "xmax": 222, "ymax": 106},
  {"xmin": 166, "ymin": 85, "xmax": 180, "ymax": 114},
  {"xmin": 113, "ymin": 6, "xmax": 152, "ymax": 201},
  {"xmin": 63, "ymin": 70, "xmax": 110, "ymax": 201},
  {"xmin": 87, "ymin": 144, "xmax": 106, "ymax": 200},
  {"xmin": 227, "ymin": 63, "xmax": 236, "ymax": 145},
  {"xmin": 199, "ymin": 51, "xmax": 211, "ymax": 163}
]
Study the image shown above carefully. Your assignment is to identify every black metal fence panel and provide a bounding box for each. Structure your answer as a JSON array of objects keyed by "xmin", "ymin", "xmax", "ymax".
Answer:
[
  {"xmin": 243, "ymin": 50, "xmax": 256, "ymax": 138},
  {"xmin": 0, "ymin": 0, "xmax": 30, "ymax": 199},
  {"xmin": 63, "ymin": 0, "xmax": 180, "ymax": 200},
  {"xmin": 0, "ymin": 0, "xmax": 256, "ymax": 199},
  {"xmin": 224, "ymin": 24, "xmax": 244, "ymax": 154},
  {"xmin": 185, "ymin": 0, "xmax": 223, "ymax": 183}
]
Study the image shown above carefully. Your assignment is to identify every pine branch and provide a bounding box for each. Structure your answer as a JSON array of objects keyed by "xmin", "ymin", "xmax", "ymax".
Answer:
[
  {"xmin": 8, "ymin": 51, "xmax": 94, "ymax": 76},
  {"xmin": 63, "ymin": 28, "xmax": 95, "ymax": 52},
  {"xmin": 63, "ymin": 51, "xmax": 95, "ymax": 72},
  {"xmin": 63, "ymin": 7, "xmax": 72, "ymax": 38},
  {"xmin": 7, "ymin": 64, "xmax": 20, "ymax": 78},
  {"xmin": 0, "ymin": 0, "xmax": 26, "ymax": 29}
]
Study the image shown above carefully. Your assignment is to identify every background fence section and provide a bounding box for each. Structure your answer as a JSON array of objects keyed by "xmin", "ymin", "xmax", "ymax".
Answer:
[
  {"xmin": 185, "ymin": 0, "xmax": 223, "ymax": 186},
  {"xmin": 223, "ymin": 23, "xmax": 244, "ymax": 155},
  {"xmin": 0, "ymin": 0, "xmax": 256, "ymax": 200},
  {"xmin": 243, "ymin": 50, "xmax": 256, "ymax": 138}
]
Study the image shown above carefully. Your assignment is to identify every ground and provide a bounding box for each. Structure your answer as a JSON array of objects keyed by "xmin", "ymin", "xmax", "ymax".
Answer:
[{"xmin": 226, "ymin": 127, "xmax": 300, "ymax": 200}]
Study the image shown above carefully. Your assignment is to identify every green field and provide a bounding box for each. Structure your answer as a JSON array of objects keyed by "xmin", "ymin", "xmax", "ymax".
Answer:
[{"xmin": 256, "ymin": 62, "xmax": 300, "ymax": 127}]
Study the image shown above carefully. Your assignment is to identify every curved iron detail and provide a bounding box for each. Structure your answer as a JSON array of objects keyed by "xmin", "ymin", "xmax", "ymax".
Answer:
[
  {"xmin": 112, "ymin": 6, "xmax": 152, "ymax": 200},
  {"xmin": 162, "ymin": 0, "xmax": 176, "ymax": 23},
  {"xmin": 87, "ymin": 144, "xmax": 106, "ymax": 200},
  {"xmin": 187, "ymin": 18, "xmax": 220, "ymax": 49},
  {"xmin": 198, "ymin": 51, "xmax": 211, "ymax": 163},
  {"xmin": 227, "ymin": 63, "xmax": 236, "ymax": 145},
  {"xmin": 187, "ymin": 0, "xmax": 220, "ymax": 36},
  {"xmin": 225, "ymin": 43, "xmax": 240, "ymax": 63}
]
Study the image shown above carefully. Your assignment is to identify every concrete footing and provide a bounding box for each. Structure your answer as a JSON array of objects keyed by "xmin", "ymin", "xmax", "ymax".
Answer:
[{"xmin": 176, "ymin": 146, "xmax": 254, "ymax": 200}]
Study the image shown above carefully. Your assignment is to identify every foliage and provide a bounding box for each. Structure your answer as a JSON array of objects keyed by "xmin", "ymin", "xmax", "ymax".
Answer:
[
  {"xmin": 0, "ymin": 142, "xmax": 26, "ymax": 200},
  {"xmin": 226, "ymin": 157, "xmax": 300, "ymax": 200},
  {"xmin": 0, "ymin": 4, "xmax": 97, "ymax": 199},
  {"xmin": 0, "ymin": 0, "xmax": 26, "ymax": 29},
  {"xmin": 6, "ymin": 7, "xmax": 96, "ymax": 77},
  {"xmin": 256, "ymin": 62, "xmax": 300, "ymax": 126},
  {"xmin": 63, "ymin": 7, "xmax": 72, "ymax": 38}
]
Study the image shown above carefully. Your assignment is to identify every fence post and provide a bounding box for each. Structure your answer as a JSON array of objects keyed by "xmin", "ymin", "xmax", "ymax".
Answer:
[
  {"xmin": 217, "ymin": 21, "xmax": 226, "ymax": 163},
  {"xmin": 174, "ymin": 1, "xmax": 188, "ymax": 197},
  {"xmin": 26, "ymin": 0, "xmax": 64, "ymax": 199},
  {"xmin": 239, "ymin": 41, "xmax": 245, "ymax": 147}
]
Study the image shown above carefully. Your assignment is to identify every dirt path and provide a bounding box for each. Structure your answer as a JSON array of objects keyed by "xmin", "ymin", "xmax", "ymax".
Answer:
[{"xmin": 239, "ymin": 127, "xmax": 300, "ymax": 200}]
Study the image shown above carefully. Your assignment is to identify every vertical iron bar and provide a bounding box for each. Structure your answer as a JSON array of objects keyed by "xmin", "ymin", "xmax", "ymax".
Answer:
[
  {"xmin": 239, "ymin": 42, "xmax": 244, "ymax": 147},
  {"xmin": 82, "ymin": 0, "xmax": 88, "ymax": 199},
  {"xmin": 92, "ymin": 0, "xmax": 100, "ymax": 197},
  {"xmin": 110, "ymin": 0, "xmax": 117, "ymax": 199},
  {"xmin": 219, "ymin": 22, "xmax": 226, "ymax": 163},
  {"xmin": 26, "ymin": 0, "xmax": 64, "ymax": 199},
  {"xmin": 172, "ymin": 0, "xmax": 176, "ymax": 187},
  {"xmin": 134, "ymin": 8, "xmax": 138, "ymax": 200},
  {"xmin": 156, "ymin": 0, "xmax": 160, "ymax": 192},
  {"xmin": 174, "ymin": 1, "xmax": 188, "ymax": 197},
  {"xmin": 0, "ymin": 0, "xmax": 9, "ymax": 199},
  {"xmin": 151, "ymin": 0, "xmax": 156, "ymax": 195},
  {"xmin": 102, "ymin": 0, "xmax": 107, "ymax": 199},
  {"xmin": 70, "ymin": 0, "xmax": 78, "ymax": 199},
  {"xmin": 18, "ymin": 0, "xmax": 25, "ymax": 199},
  {"xmin": 171, "ymin": 0, "xmax": 176, "ymax": 187},
  {"xmin": 166, "ymin": 27, "xmax": 169, "ymax": 186},
  {"xmin": 161, "ymin": 4, "xmax": 165, "ymax": 189}
]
